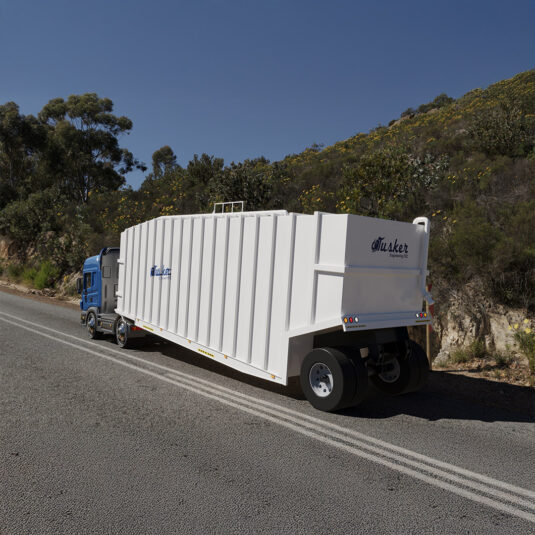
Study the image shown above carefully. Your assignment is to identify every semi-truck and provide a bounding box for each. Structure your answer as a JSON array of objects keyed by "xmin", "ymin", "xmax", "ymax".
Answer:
[{"xmin": 78, "ymin": 205, "xmax": 433, "ymax": 411}]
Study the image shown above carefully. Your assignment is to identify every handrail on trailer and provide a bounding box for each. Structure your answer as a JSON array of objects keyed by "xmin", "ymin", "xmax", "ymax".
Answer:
[{"xmin": 213, "ymin": 201, "xmax": 244, "ymax": 213}]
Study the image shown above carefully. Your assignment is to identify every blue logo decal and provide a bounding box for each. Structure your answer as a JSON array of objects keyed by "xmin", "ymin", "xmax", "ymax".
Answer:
[
  {"xmin": 371, "ymin": 237, "xmax": 408, "ymax": 258},
  {"xmin": 150, "ymin": 265, "xmax": 171, "ymax": 278}
]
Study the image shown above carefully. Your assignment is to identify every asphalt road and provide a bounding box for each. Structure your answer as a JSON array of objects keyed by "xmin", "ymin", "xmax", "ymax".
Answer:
[{"xmin": 1, "ymin": 290, "xmax": 534, "ymax": 534}]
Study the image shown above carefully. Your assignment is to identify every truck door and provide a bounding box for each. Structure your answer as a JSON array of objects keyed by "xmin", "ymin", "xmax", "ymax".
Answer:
[{"xmin": 83, "ymin": 271, "xmax": 99, "ymax": 310}]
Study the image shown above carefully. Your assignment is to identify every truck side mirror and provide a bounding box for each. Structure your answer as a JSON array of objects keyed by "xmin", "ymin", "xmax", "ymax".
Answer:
[{"xmin": 76, "ymin": 277, "xmax": 83, "ymax": 294}]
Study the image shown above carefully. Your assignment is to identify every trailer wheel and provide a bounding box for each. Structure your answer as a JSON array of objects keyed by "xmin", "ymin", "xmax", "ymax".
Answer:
[
  {"xmin": 300, "ymin": 348, "xmax": 358, "ymax": 412},
  {"xmin": 115, "ymin": 317, "xmax": 130, "ymax": 349},
  {"xmin": 371, "ymin": 341, "xmax": 428, "ymax": 395},
  {"xmin": 86, "ymin": 311, "xmax": 100, "ymax": 339},
  {"xmin": 405, "ymin": 341, "xmax": 429, "ymax": 393},
  {"xmin": 346, "ymin": 349, "xmax": 369, "ymax": 406},
  {"xmin": 371, "ymin": 353, "xmax": 412, "ymax": 396}
]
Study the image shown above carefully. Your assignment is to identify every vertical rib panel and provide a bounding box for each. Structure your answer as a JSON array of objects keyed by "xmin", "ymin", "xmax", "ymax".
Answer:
[
  {"xmin": 249, "ymin": 215, "xmax": 275, "ymax": 370},
  {"xmin": 236, "ymin": 216, "xmax": 256, "ymax": 360},
  {"xmin": 262, "ymin": 215, "xmax": 278, "ymax": 369},
  {"xmin": 152, "ymin": 218, "xmax": 165, "ymax": 324},
  {"xmin": 117, "ymin": 231, "xmax": 126, "ymax": 313},
  {"xmin": 213, "ymin": 217, "xmax": 229, "ymax": 351},
  {"xmin": 161, "ymin": 218, "xmax": 173, "ymax": 330},
  {"xmin": 232, "ymin": 215, "xmax": 244, "ymax": 358},
  {"xmin": 310, "ymin": 212, "xmax": 322, "ymax": 325},
  {"xmin": 138, "ymin": 222, "xmax": 149, "ymax": 320},
  {"xmin": 285, "ymin": 214, "xmax": 297, "ymax": 330},
  {"xmin": 246, "ymin": 215, "xmax": 260, "ymax": 363},
  {"xmin": 206, "ymin": 218, "xmax": 217, "ymax": 346},
  {"xmin": 124, "ymin": 227, "xmax": 134, "ymax": 316},
  {"xmin": 169, "ymin": 218, "xmax": 183, "ymax": 334},
  {"xmin": 179, "ymin": 218, "xmax": 193, "ymax": 337},
  {"xmin": 191, "ymin": 218, "xmax": 205, "ymax": 341},
  {"xmin": 144, "ymin": 218, "xmax": 157, "ymax": 322},
  {"xmin": 266, "ymin": 215, "xmax": 291, "ymax": 376},
  {"xmin": 221, "ymin": 216, "xmax": 242, "ymax": 357},
  {"xmin": 132, "ymin": 224, "xmax": 142, "ymax": 318},
  {"xmin": 198, "ymin": 217, "xmax": 216, "ymax": 347}
]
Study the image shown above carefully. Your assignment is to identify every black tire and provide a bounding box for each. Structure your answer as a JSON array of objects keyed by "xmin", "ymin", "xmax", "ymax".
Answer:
[
  {"xmin": 300, "ymin": 347, "xmax": 357, "ymax": 412},
  {"xmin": 371, "ymin": 349, "xmax": 413, "ymax": 396},
  {"xmin": 405, "ymin": 341, "xmax": 429, "ymax": 393},
  {"xmin": 371, "ymin": 341, "xmax": 429, "ymax": 395},
  {"xmin": 115, "ymin": 317, "xmax": 129, "ymax": 348},
  {"xmin": 347, "ymin": 349, "xmax": 370, "ymax": 406},
  {"xmin": 86, "ymin": 311, "xmax": 100, "ymax": 339}
]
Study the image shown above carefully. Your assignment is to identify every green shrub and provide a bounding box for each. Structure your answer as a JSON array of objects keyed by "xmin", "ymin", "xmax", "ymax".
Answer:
[
  {"xmin": 450, "ymin": 349, "xmax": 470, "ymax": 364},
  {"xmin": 490, "ymin": 201, "xmax": 535, "ymax": 309},
  {"xmin": 450, "ymin": 339, "xmax": 487, "ymax": 364},
  {"xmin": 6, "ymin": 263, "xmax": 23, "ymax": 281},
  {"xmin": 0, "ymin": 188, "xmax": 64, "ymax": 250},
  {"xmin": 448, "ymin": 202, "xmax": 500, "ymax": 280},
  {"xmin": 22, "ymin": 266, "xmax": 38, "ymax": 284},
  {"xmin": 417, "ymin": 93, "xmax": 454, "ymax": 114},
  {"xmin": 468, "ymin": 104, "xmax": 534, "ymax": 157},
  {"xmin": 33, "ymin": 261, "xmax": 59, "ymax": 290},
  {"xmin": 11, "ymin": 262, "xmax": 59, "ymax": 289},
  {"xmin": 515, "ymin": 331, "xmax": 535, "ymax": 375},
  {"xmin": 493, "ymin": 352, "xmax": 513, "ymax": 368}
]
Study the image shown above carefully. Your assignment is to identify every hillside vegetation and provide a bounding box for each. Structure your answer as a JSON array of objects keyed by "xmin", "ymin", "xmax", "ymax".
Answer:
[{"xmin": 1, "ymin": 70, "xmax": 535, "ymax": 371}]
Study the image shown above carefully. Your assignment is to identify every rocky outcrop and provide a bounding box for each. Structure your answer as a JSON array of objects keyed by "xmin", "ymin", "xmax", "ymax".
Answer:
[
  {"xmin": 433, "ymin": 294, "xmax": 527, "ymax": 365},
  {"xmin": 56, "ymin": 271, "xmax": 82, "ymax": 296},
  {"xmin": 0, "ymin": 236, "xmax": 18, "ymax": 261}
]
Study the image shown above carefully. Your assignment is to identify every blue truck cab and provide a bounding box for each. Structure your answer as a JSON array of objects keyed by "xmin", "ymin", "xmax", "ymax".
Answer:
[{"xmin": 79, "ymin": 247, "xmax": 121, "ymax": 337}]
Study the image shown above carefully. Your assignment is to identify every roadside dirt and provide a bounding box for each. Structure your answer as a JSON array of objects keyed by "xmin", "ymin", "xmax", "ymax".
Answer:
[
  {"xmin": 435, "ymin": 359, "xmax": 533, "ymax": 388},
  {"xmin": 0, "ymin": 279, "xmax": 79, "ymax": 310}
]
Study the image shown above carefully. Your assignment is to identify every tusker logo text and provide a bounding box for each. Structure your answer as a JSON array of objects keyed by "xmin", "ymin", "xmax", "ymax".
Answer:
[
  {"xmin": 150, "ymin": 265, "xmax": 171, "ymax": 278},
  {"xmin": 371, "ymin": 237, "xmax": 408, "ymax": 258}
]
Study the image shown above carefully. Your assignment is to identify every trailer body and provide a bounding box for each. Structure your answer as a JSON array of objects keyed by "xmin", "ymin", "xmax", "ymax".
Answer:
[{"xmin": 110, "ymin": 210, "xmax": 432, "ymax": 385}]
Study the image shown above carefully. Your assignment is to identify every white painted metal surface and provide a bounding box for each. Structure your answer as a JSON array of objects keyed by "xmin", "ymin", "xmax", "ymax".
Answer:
[{"xmin": 116, "ymin": 211, "xmax": 432, "ymax": 384}]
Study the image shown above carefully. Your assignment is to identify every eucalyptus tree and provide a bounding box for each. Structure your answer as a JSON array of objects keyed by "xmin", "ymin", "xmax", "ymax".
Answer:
[
  {"xmin": 0, "ymin": 102, "xmax": 45, "ymax": 207},
  {"xmin": 38, "ymin": 93, "xmax": 145, "ymax": 203}
]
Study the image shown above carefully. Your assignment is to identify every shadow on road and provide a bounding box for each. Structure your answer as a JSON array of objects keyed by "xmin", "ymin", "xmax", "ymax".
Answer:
[
  {"xmin": 103, "ymin": 337, "xmax": 535, "ymax": 424},
  {"xmin": 340, "ymin": 372, "xmax": 534, "ymax": 423}
]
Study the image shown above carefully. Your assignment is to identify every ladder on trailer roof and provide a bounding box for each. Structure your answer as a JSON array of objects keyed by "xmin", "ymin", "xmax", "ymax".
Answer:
[{"xmin": 212, "ymin": 201, "xmax": 244, "ymax": 213}]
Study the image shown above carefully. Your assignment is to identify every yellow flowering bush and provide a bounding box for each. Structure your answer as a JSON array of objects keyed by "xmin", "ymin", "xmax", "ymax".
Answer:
[{"xmin": 511, "ymin": 319, "xmax": 535, "ymax": 375}]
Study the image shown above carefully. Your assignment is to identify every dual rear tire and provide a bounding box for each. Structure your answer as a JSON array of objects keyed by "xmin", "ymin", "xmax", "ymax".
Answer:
[
  {"xmin": 300, "ymin": 347, "xmax": 368, "ymax": 412},
  {"xmin": 300, "ymin": 342, "xmax": 429, "ymax": 412},
  {"xmin": 115, "ymin": 317, "xmax": 130, "ymax": 348},
  {"xmin": 370, "ymin": 341, "xmax": 429, "ymax": 395}
]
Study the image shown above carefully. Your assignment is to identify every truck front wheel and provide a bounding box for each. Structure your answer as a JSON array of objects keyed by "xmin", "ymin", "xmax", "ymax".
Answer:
[
  {"xmin": 86, "ymin": 311, "xmax": 101, "ymax": 340},
  {"xmin": 300, "ymin": 347, "xmax": 367, "ymax": 412}
]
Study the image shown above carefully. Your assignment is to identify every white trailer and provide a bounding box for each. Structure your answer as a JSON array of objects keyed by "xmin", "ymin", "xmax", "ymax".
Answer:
[{"xmin": 100, "ymin": 208, "xmax": 433, "ymax": 411}]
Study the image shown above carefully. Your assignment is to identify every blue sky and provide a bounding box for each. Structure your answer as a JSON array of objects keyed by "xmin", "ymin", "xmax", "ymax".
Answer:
[{"xmin": 1, "ymin": 0, "xmax": 534, "ymax": 188}]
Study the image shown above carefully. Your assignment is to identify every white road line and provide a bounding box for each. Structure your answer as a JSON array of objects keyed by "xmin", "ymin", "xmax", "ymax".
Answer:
[
  {"xmin": 171, "ymin": 367, "xmax": 535, "ymax": 501},
  {"xmin": 162, "ymin": 371, "xmax": 535, "ymax": 513},
  {"xmin": 1, "ymin": 309, "xmax": 533, "ymax": 501},
  {"xmin": 1, "ymin": 312, "xmax": 535, "ymax": 524}
]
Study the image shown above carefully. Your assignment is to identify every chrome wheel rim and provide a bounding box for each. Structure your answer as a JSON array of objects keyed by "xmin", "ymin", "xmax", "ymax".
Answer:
[
  {"xmin": 117, "ymin": 320, "xmax": 126, "ymax": 345},
  {"xmin": 309, "ymin": 363, "xmax": 333, "ymax": 398},
  {"xmin": 87, "ymin": 314, "xmax": 96, "ymax": 336}
]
